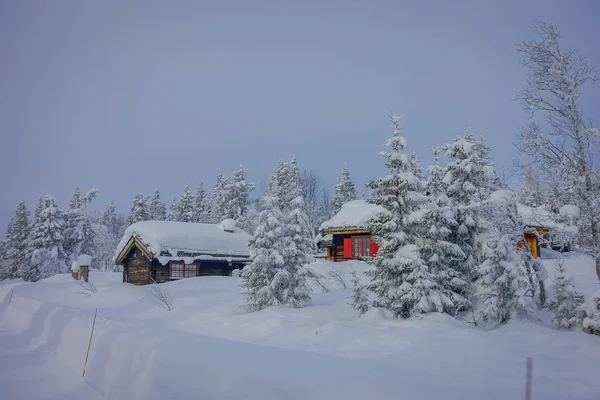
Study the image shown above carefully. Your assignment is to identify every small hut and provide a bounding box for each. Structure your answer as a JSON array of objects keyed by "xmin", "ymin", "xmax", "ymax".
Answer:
[
  {"xmin": 115, "ymin": 219, "xmax": 251, "ymax": 285},
  {"xmin": 77, "ymin": 254, "xmax": 92, "ymax": 282},
  {"xmin": 319, "ymin": 200, "xmax": 385, "ymax": 261}
]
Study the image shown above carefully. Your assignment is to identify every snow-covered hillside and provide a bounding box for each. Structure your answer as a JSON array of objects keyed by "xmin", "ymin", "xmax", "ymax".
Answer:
[{"xmin": 0, "ymin": 255, "xmax": 598, "ymax": 400}]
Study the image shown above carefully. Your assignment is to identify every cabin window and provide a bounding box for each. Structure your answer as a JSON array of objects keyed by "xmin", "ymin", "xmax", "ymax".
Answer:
[
  {"xmin": 352, "ymin": 237, "xmax": 371, "ymax": 258},
  {"xmin": 170, "ymin": 262, "xmax": 198, "ymax": 279}
]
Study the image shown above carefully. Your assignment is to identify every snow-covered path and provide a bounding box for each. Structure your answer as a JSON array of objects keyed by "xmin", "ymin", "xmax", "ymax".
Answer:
[{"xmin": 0, "ymin": 257, "xmax": 598, "ymax": 399}]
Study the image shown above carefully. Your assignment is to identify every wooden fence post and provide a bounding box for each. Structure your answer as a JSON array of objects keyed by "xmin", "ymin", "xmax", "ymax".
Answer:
[
  {"xmin": 83, "ymin": 308, "xmax": 98, "ymax": 377},
  {"xmin": 525, "ymin": 357, "xmax": 532, "ymax": 400}
]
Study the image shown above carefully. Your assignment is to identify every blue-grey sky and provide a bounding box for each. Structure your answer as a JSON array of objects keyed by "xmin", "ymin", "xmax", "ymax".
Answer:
[{"xmin": 1, "ymin": 0, "xmax": 599, "ymax": 231}]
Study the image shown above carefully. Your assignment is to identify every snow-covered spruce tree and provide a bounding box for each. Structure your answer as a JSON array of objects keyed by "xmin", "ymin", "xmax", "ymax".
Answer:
[
  {"xmin": 270, "ymin": 160, "xmax": 291, "ymax": 212},
  {"xmin": 97, "ymin": 201, "xmax": 126, "ymax": 271},
  {"xmin": 442, "ymin": 131, "xmax": 499, "ymax": 286},
  {"xmin": 413, "ymin": 148, "xmax": 470, "ymax": 314},
  {"xmin": 515, "ymin": 21, "xmax": 600, "ymax": 279},
  {"xmin": 241, "ymin": 192, "xmax": 289, "ymax": 312},
  {"xmin": 476, "ymin": 190, "xmax": 533, "ymax": 325},
  {"xmin": 348, "ymin": 270, "xmax": 369, "ymax": 316},
  {"xmin": 209, "ymin": 172, "xmax": 230, "ymax": 223},
  {"xmin": 176, "ymin": 185, "xmax": 196, "ymax": 223},
  {"xmin": 365, "ymin": 113, "xmax": 430, "ymax": 318},
  {"xmin": 26, "ymin": 195, "xmax": 68, "ymax": 280},
  {"xmin": 582, "ymin": 291, "xmax": 600, "ymax": 335},
  {"xmin": 546, "ymin": 260, "xmax": 584, "ymax": 329},
  {"xmin": 149, "ymin": 189, "xmax": 167, "ymax": 220},
  {"xmin": 519, "ymin": 166, "xmax": 545, "ymax": 208},
  {"xmin": 2, "ymin": 201, "xmax": 31, "ymax": 279},
  {"xmin": 282, "ymin": 155, "xmax": 316, "ymax": 307},
  {"xmin": 333, "ymin": 164, "xmax": 357, "ymax": 214},
  {"xmin": 166, "ymin": 196, "xmax": 178, "ymax": 221},
  {"xmin": 64, "ymin": 188, "xmax": 98, "ymax": 265},
  {"xmin": 223, "ymin": 166, "xmax": 255, "ymax": 221},
  {"xmin": 127, "ymin": 193, "xmax": 150, "ymax": 225},
  {"xmin": 237, "ymin": 199, "xmax": 259, "ymax": 235},
  {"xmin": 193, "ymin": 183, "xmax": 210, "ymax": 223}
]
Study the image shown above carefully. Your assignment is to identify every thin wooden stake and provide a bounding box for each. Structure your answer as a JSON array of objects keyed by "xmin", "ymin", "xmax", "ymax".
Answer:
[
  {"xmin": 83, "ymin": 308, "xmax": 98, "ymax": 377},
  {"xmin": 525, "ymin": 357, "xmax": 532, "ymax": 400}
]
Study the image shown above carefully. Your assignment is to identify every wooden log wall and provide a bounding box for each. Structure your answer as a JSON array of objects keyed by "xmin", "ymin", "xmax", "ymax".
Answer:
[{"xmin": 125, "ymin": 248, "xmax": 151, "ymax": 285}]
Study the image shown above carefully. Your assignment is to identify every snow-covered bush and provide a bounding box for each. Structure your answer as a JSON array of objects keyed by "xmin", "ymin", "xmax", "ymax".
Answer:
[
  {"xmin": 231, "ymin": 269, "xmax": 241, "ymax": 278},
  {"xmin": 582, "ymin": 290, "xmax": 600, "ymax": 335},
  {"xmin": 545, "ymin": 261, "xmax": 584, "ymax": 329},
  {"xmin": 348, "ymin": 270, "xmax": 369, "ymax": 316}
]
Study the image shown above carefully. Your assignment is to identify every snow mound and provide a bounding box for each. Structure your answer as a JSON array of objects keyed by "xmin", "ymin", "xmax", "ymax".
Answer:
[
  {"xmin": 116, "ymin": 220, "xmax": 251, "ymax": 258},
  {"xmin": 77, "ymin": 254, "xmax": 92, "ymax": 267},
  {"xmin": 320, "ymin": 200, "xmax": 385, "ymax": 231},
  {"xmin": 70, "ymin": 261, "xmax": 79, "ymax": 272},
  {"xmin": 219, "ymin": 218, "xmax": 236, "ymax": 232},
  {"xmin": 559, "ymin": 205, "xmax": 580, "ymax": 219},
  {"xmin": 490, "ymin": 189, "xmax": 515, "ymax": 205}
]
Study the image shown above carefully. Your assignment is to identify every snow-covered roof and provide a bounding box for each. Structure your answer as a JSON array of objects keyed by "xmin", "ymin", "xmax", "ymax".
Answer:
[
  {"xmin": 77, "ymin": 254, "xmax": 92, "ymax": 267},
  {"xmin": 517, "ymin": 204, "xmax": 577, "ymax": 234},
  {"xmin": 320, "ymin": 200, "xmax": 385, "ymax": 232},
  {"xmin": 116, "ymin": 221, "xmax": 252, "ymax": 262}
]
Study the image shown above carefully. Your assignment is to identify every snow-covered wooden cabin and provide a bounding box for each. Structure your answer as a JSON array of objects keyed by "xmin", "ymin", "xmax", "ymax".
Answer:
[
  {"xmin": 319, "ymin": 198, "xmax": 574, "ymax": 262},
  {"xmin": 517, "ymin": 203, "xmax": 578, "ymax": 258},
  {"xmin": 115, "ymin": 219, "xmax": 251, "ymax": 285},
  {"xmin": 319, "ymin": 200, "xmax": 384, "ymax": 261}
]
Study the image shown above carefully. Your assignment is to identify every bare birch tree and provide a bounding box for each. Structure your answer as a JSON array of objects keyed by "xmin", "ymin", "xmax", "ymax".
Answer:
[{"xmin": 514, "ymin": 21, "xmax": 599, "ymax": 279}]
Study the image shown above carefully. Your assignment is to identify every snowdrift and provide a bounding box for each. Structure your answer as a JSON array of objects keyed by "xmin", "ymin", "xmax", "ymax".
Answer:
[{"xmin": 0, "ymin": 257, "xmax": 599, "ymax": 400}]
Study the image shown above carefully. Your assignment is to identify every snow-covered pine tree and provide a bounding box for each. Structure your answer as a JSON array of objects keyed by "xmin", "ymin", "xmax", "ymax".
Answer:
[
  {"xmin": 63, "ymin": 188, "xmax": 98, "ymax": 265},
  {"xmin": 333, "ymin": 164, "xmax": 357, "ymax": 214},
  {"xmin": 26, "ymin": 195, "xmax": 68, "ymax": 280},
  {"xmin": 366, "ymin": 113, "xmax": 429, "ymax": 318},
  {"xmin": 128, "ymin": 193, "xmax": 150, "ymax": 225},
  {"xmin": 224, "ymin": 166, "xmax": 255, "ymax": 221},
  {"xmin": 166, "ymin": 196, "xmax": 178, "ymax": 221},
  {"xmin": 96, "ymin": 201, "xmax": 125, "ymax": 271},
  {"xmin": 519, "ymin": 166, "xmax": 545, "ymax": 207},
  {"xmin": 237, "ymin": 199, "xmax": 259, "ymax": 235},
  {"xmin": 476, "ymin": 190, "xmax": 533, "ymax": 325},
  {"xmin": 442, "ymin": 131, "xmax": 498, "ymax": 286},
  {"xmin": 241, "ymin": 192, "xmax": 289, "ymax": 312},
  {"xmin": 282, "ymin": 155, "xmax": 315, "ymax": 307},
  {"xmin": 270, "ymin": 160, "xmax": 291, "ymax": 212},
  {"xmin": 348, "ymin": 270, "xmax": 369, "ymax": 316},
  {"xmin": 412, "ymin": 148, "xmax": 470, "ymax": 314},
  {"xmin": 176, "ymin": 185, "xmax": 195, "ymax": 223},
  {"xmin": 149, "ymin": 189, "xmax": 167, "ymax": 220},
  {"xmin": 210, "ymin": 172, "xmax": 230, "ymax": 223},
  {"xmin": 34, "ymin": 197, "xmax": 44, "ymax": 222},
  {"xmin": 2, "ymin": 201, "xmax": 31, "ymax": 279},
  {"xmin": 546, "ymin": 260, "xmax": 584, "ymax": 329},
  {"xmin": 193, "ymin": 183, "xmax": 210, "ymax": 223}
]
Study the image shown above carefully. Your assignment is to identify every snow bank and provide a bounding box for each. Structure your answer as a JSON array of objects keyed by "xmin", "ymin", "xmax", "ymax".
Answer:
[
  {"xmin": 116, "ymin": 220, "xmax": 252, "ymax": 259},
  {"xmin": 1, "ymin": 257, "xmax": 600, "ymax": 399},
  {"xmin": 320, "ymin": 200, "xmax": 384, "ymax": 231}
]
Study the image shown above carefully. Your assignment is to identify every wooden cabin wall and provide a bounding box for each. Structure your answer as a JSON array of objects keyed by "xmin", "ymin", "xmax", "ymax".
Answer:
[
  {"xmin": 125, "ymin": 248, "xmax": 151, "ymax": 285},
  {"xmin": 151, "ymin": 259, "xmax": 170, "ymax": 283}
]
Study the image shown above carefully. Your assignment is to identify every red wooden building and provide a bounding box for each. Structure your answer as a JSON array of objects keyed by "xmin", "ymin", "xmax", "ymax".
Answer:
[{"xmin": 318, "ymin": 200, "xmax": 384, "ymax": 261}]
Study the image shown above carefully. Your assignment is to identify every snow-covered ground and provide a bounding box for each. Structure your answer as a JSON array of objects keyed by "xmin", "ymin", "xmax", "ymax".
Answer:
[{"xmin": 0, "ymin": 253, "xmax": 598, "ymax": 400}]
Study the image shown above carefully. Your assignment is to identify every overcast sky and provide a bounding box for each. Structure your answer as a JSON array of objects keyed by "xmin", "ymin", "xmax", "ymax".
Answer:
[{"xmin": 1, "ymin": 0, "xmax": 599, "ymax": 231}]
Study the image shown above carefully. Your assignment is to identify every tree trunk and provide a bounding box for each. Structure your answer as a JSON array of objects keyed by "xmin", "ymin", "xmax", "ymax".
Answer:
[{"xmin": 596, "ymin": 257, "xmax": 600, "ymax": 282}]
